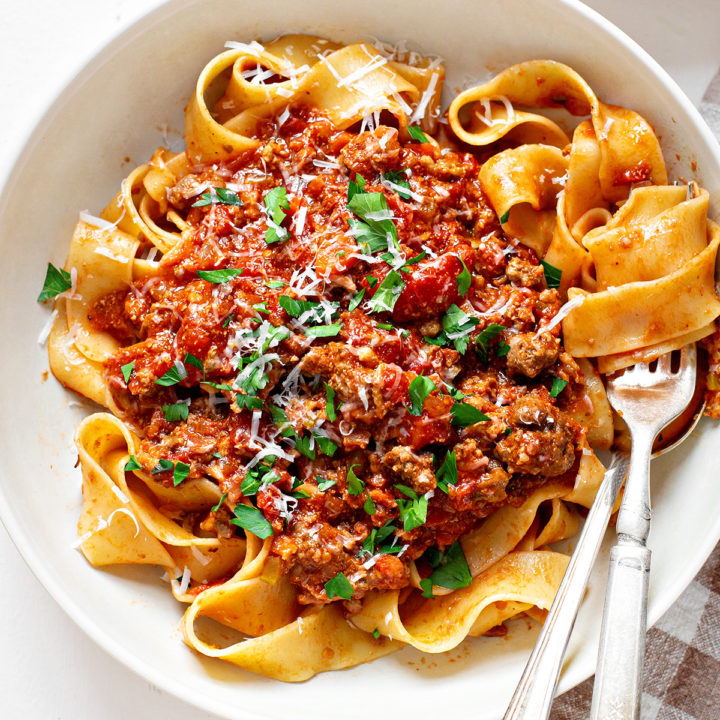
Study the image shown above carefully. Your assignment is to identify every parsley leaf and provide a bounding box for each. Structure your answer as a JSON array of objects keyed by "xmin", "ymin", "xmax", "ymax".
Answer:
[
  {"xmin": 325, "ymin": 383, "xmax": 338, "ymax": 422},
  {"xmin": 456, "ymin": 257, "xmax": 471, "ymax": 296},
  {"xmin": 435, "ymin": 450, "xmax": 458, "ymax": 493},
  {"xmin": 124, "ymin": 455, "xmax": 142, "ymax": 472},
  {"xmin": 397, "ymin": 492, "xmax": 428, "ymax": 531},
  {"xmin": 315, "ymin": 435, "xmax": 338, "ymax": 457},
  {"xmin": 152, "ymin": 458, "xmax": 174, "ymax": 474},
  {"xmin": 382, "ymin": 170, "xmax": 412, "ymax": 200},
  {"xmin": 154, "ymin": 363, "xmax": 187, "ymax": 387},
  {"xmin": 550, "ymin": 377, "xmax": 568, "ymax": 398},
  {"xmin": 407, "ymin": 126, "xmax": 429, "ymax": 143},
  {"xmin": 325, "ymin": 572, "xmax": 353, "ymax": 600},
  {"xmin": 347, "ymin": 190, "xmax": 398, "ymax": 254},
  {"xmin": 540, "ymin": 260, "xmax": 562, "ymax": 289},
  {"xmin": 408, "ymin": 374, "xmax": 436, "ymax": 416},
  {"xmin": 362, "ymin": 522, "xmax": 396, "ymax": 555},
  {"xmin": 295, "ymin": 435, "xmax": 315, "ymax": 460},
  {"xmin": 372, "ymin": 628, "xmax": 381, "ymax": 639},
  {"xmin": 317, "ymin": 477, "xmax": 337, "ymax": 492},
  {"xmin": 474, "ymin": 324, "xmax": 506, "ymax": 363},
  {"xmin": 347, "ymin": 464, "xmax": 364, "ymax": 496},
  {"xmin": 211, "ymin": 493, "xmax": 227, "ymax": 513},
  {"xmin": 363, "ymin": 495, "xmax": 376, "ymax": 515},
  {"xmin": 266, "ymin": 279, "xmax": 285, "ymax": 289},
  {"xmin": 499, "ymin": 209, "xmax": 510, "ymax": 224},
  {"xmin": 497, "ymin": 342, "xmax": 510, "ymax": 358},
  {"xmin": 196, "ymin": 268, "xmax": 243, "ymax": 283},
  {"xmin": 279, "ymin": 295, "xmax": 338, "ymax": 320},
  {"xmin": 348, "ymin": 289, "xmax": 365, "ymax": 312},
  {"xmin": 192, "ymin": 187, "xmax": 243, "ymax": 207},
  {"xmin": 305, "ymin": 322, "xmax": 343, "ymax": 338},
  {"xmin": 450, "ymin": 402, "xmax": 489, "ymax": 427},
  {"xmin": 347, "ymin": 173, "xmax": 366, "ymax": 202},
  {"xmin": 162, "ymin": 402, "xmax": 189, "ymax": 422},
  {"xmin": 173, "ymin": 461, "xmax": 190, "ymax": 487},
  {"xmin": 268, "ymin": 404, "xmax": 296, "ymax": 438},
  {"xmin": 264, "ymin": 186, "xmax": 290, "ymax": 224},
  {"xmin": 121, "ymin": 361, "xmax": 135, "ymax": 384},
  {"xmin": 183, "ymin": 352, "xmax": 205, "ymax": 379},
  {"xmin": 230, "ymin": 504, "xmax": 274, "ymax": 539},
  {"xmin": 367, "ymin": 270, "xmax": 405, "ymax": 313},
  {"xmin": 422, "ymin": 541, "xmax": 472, "ymax": 595},
  {"xmin": 37, "ymin": 263, "xmax": 72, "ymax": 302},
  {"xmin": 442, "ymin": 304, "xmax": 479, "ymax": 354},
  {"xmin": 235, "ymin": 395, "xmax": 263, "ymax": 410}
]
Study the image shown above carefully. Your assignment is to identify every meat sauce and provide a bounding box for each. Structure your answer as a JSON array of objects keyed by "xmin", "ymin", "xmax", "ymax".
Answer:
[{"xmin": 92, "ymin": 107, "xmax": 586, "ymax": 607}]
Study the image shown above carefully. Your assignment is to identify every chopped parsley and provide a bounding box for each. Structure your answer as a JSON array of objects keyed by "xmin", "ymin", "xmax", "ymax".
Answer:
[
  {"xmin": 192, "ymin": 187, "xmax": 242, "ymax": 207},
  {"xmin": 325, "ymin": 383, "xmax": 338, "ymax": 422},
  {"xmin": 315, "ymin": 435, "xmax": 338, "ymax": 457},
  {"xmin": 325, "ymin": 572, "xmax": 353, "ymax": 600},
  {"xmin": 162, "ymin": 402, "xmax": 189, "ymax": 422},
  {"xmin": 408, "ymin": 374, "xmax": 436, "ymax": 416},
  {"xmin": 196, "ymin": 268, "xmax": 243, "ymax": 283},
  {"xmin": 264, "ymin": 186, "xmax": 291, "ymax": 244},
  {"xmin": 222, "ymin": 313, "xmax": 234, "ymax": 328},
  {"xmin": 456, "ymin": 257, "xmax": 471, "ymax": 296},
  {"xmin": 266, "ymin": 279, "xmax": 286, "ymax": 289},
  {"xmin": 347, "ymin": 464, "xmax": 364, "ymax": 496},
  {"xmin": 435, "ymin": 450, "xmax": 458, "ymax": 493},
  {"xmin": 38, "ymin": 263, "xmax": 71, "ymax": 301},
  {"xmin": 396, "ymin": 488, "xmax": 428, "ymax": 532},
  {"xmin": 173, "ymin": 461, "xmax": 190, "ymax": 487},
  {"xmin": 540, "ymin": 260, "xmax": 562, "ymax": 289},
  {"xmin": 499, "ymin": 209, "xmax": 510, "ymax": 224},
  {"xmin": 450, "ymin": 402, "xmax": 489, "ymax": 427},
  {"xmin": 550, "ymin": 377, "xmax": 568, "ymax": 398},
  {"xmin": 474, "ymin": 324, "xmax": 506, "ymax": 363},
  {"xmin": 183, "ymin": 352, "xmax": 205, "ymax": 379},
  {"xmin": 363, "ymin": 495, "xmax": 376, "ymax": 515},
  {"xmin": 154, "ymin": 363, "xmax": 187, "ymax": 387},
  {"xmin": 419, "ymin": 541, "xmax": 472, "ymax": 598},
  {"xmin": 441, "ymin": 304, "xmax": 479, "ymax": 354},
  {"xmin": 152, "ymin": 458, "xmax": 174, "ymax": 474},
  {"xmin": 348, "ymin": 289, "xmax": 365, "ymax": 312},
  {"xmin": 382, "ymin": 170, "xmax": 412, "ymax": 200},
  {"xmin": 305, "ymin": 322, "xmax": 343, "ymax": 338},
  {"xmin": 120, "ymin": 361, "xmax": 135, "ymax": 384},
  {"xmin": 347, "ymin": 173, "xmax": 366, "ymax": 202},
  {"xmin": 367, "ymin": 270, "xmax": 405, "ymax": 313},
  {"xmin": 497, "ymin": 342, "xmax": 510, "ymax": 358},
  {"xmin": 268, "ymin": 404, "xmax": 296, "ymax": 438},
  {"xmin": 253, "ymin": 301, "xmax": 269, "ymax": 314},
  {"xmin": 362, "ymin": 522, "xmax": 397, "ymax": 555},
  {"xmin": 240, "ymin": 459, "xmax": 279, "ymax": 496},
  {"xmin": 372, "ymin": 628, "xmax": 381, "ymax": 639},
  {"xmin": 347, "ymin": 188, "xmax": 398, "ymax": 255},
  {"xmin": 124, "ymin": 455, "xmax": 142, "ymax": 472},
  {"xmin": 317, "ymin": 477, "xmax": 337, "ymax": 492},
  {"xmin": 295, "ymin": 435, "xmax": 316, "ymax": 460},
  {"xmin": 407, "ymin": 125, "xmax": 429, "ymax": 143},
  {"xmin": 230, "ymin": 504, "xmax": 274, "ymax": 539},
  {"xmin": 235, "ymin": 395, "xmax": 264, "ymax": 410},
  {"xmin": 211, "ymin": 493, "xmax": 227, "ymax": 513}
]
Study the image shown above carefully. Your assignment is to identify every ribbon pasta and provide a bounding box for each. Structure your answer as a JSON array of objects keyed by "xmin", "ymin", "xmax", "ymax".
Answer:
[{"xmin": 43, "ymin": 38, "xmax": 720, "ymax": 682}]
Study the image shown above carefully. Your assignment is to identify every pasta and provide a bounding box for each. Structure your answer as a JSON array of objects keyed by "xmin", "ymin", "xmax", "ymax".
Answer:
[{"xmin": 39, "ymin": 36, "xmax": 720, "ymax": 681}]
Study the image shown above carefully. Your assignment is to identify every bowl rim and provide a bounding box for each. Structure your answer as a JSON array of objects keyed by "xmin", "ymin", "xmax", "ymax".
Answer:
[{"xmin": 2, "ymin": 0, "xmax": 720, "ymax": 717}]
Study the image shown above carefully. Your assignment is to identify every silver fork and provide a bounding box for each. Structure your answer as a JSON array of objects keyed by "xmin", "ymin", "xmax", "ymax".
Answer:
[
  {"xmin": 590, "ymin": 346, "xmax": 697, "ymax": 720},
  {"xmin": 503, "ymin": 346, "xmax": 697, "ymax": 720}
]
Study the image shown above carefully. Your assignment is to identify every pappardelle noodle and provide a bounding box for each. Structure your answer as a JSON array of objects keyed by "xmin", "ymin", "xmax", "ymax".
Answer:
[{"xmin": 41, "ymin": 35, "xmax": 720, "ymax": 681}]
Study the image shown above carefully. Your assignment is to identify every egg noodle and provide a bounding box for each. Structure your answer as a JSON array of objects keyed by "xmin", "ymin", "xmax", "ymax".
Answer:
[{"xmin": 42, "ymin": 36, "xmax": 720, "ymax": 681}]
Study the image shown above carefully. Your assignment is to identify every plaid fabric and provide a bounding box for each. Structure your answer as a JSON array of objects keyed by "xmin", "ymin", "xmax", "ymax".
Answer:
[{"xmin": 550, "ymin": 70, "xmax": 720, "ymax": 720}]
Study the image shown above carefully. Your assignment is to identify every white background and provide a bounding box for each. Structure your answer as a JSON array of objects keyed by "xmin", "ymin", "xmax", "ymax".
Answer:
[{"xmin": 1, "ymin": 1, "xmax": 719, "ymax": 718}]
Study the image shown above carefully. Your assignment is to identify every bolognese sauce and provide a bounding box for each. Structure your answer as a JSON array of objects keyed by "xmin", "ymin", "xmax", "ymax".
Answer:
[{"xmin": 90, "ymin": 107, "xmax": 586, "ymax": 607}]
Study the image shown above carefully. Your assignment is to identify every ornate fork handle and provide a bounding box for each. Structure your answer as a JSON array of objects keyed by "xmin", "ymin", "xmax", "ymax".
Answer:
[
  {"xmin": 503, "ymin": 455, "xmax": 629, "ymax": 720},
  {"xmin": 590, "ymin": 428, "xmax": 655, "ymax": 720}
]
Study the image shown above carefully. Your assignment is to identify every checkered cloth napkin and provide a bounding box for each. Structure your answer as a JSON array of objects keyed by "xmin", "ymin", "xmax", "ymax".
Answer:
[{"xmin": 550, "ymin": 72, "xmax": 720, "ymax": 720}]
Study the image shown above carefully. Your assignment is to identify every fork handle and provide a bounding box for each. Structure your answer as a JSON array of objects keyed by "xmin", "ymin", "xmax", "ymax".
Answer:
[
  {"xmin": 591, "ymin": 428, "xmax": 654, "ymax": 720},
  {"xmin": 590, "ymin": 541, "xmax": 651, "ymax": 720},
  {"xmin": 503, "ymin": 457, "xmax": 628, "ymax": 720}
]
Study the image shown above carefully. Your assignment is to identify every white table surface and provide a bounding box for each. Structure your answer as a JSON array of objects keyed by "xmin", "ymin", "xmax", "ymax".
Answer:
[{"xmin": 2, "ymin": 1, "xmax": 719, "ymax": 718}]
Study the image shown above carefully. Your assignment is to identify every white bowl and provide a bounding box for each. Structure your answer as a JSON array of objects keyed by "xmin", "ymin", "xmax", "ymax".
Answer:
[{"xmin": 1, "ymin": 0, "xmax": 719, "ymax": 718}]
